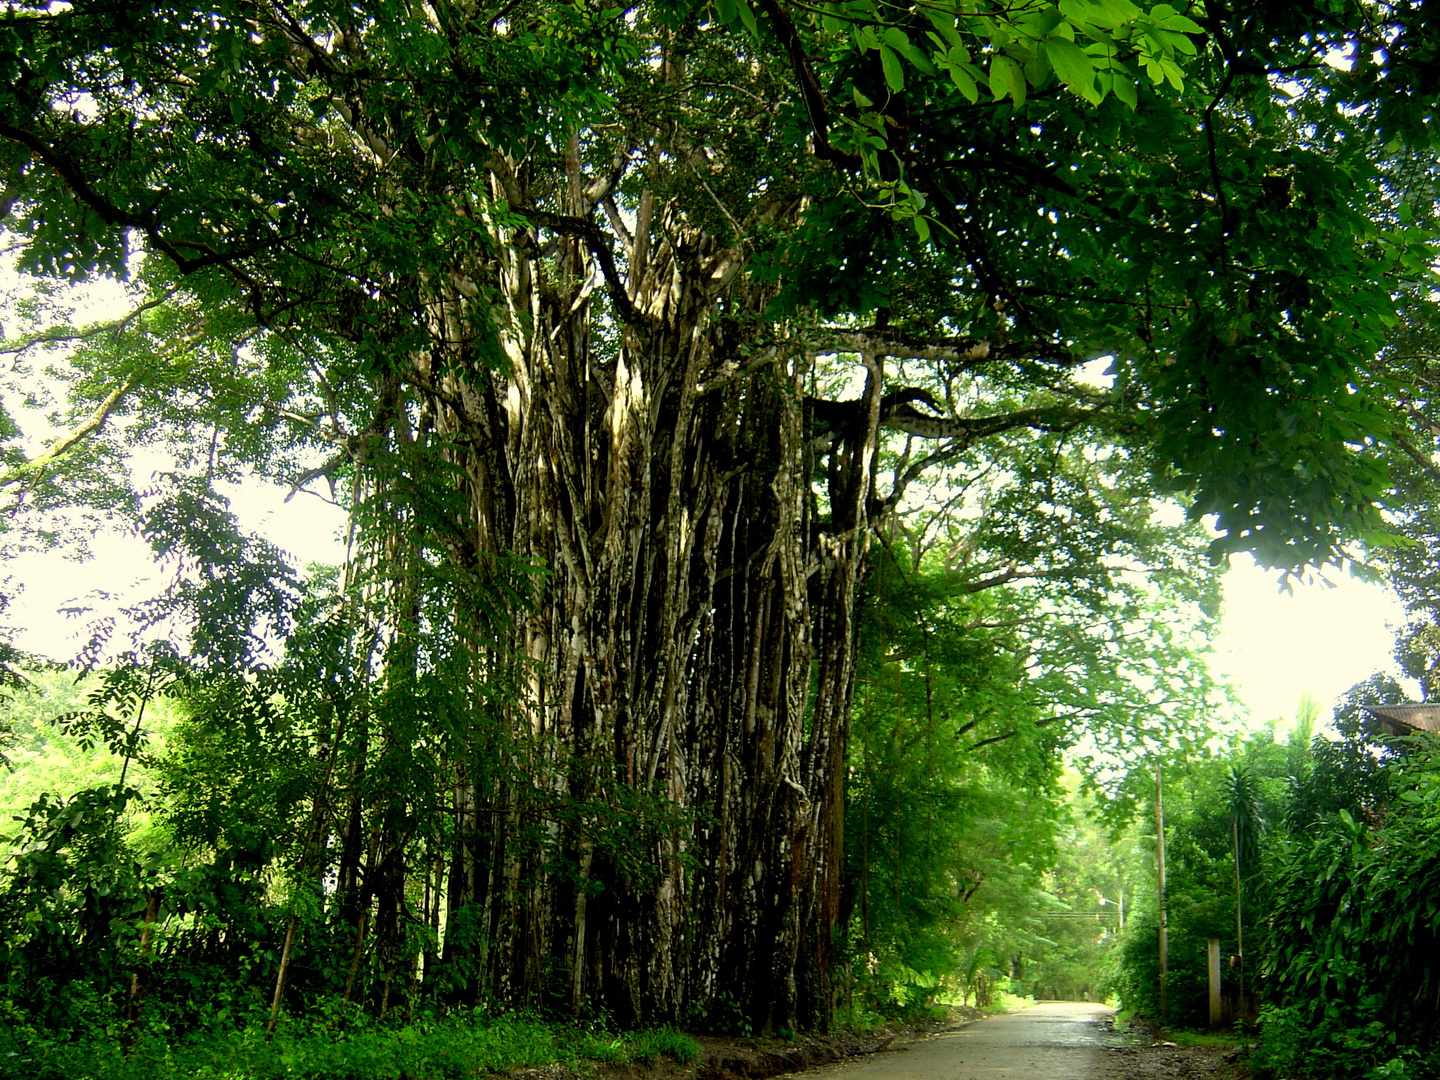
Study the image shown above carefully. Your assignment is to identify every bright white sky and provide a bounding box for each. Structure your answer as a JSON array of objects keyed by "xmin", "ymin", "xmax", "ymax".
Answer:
[
  {"xmin": 4, "ymin": 473, "xmax": 350, "ymax": 663},
  {"xmin": 1209, "ymin": 556, "xmax": 1408, "ymax": 731}
]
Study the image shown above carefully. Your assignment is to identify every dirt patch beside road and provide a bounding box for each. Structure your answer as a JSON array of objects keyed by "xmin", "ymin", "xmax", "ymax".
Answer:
[{"xmin": 1094, "ymin": 1015, "xmax": 1251, "ymax": 1080}]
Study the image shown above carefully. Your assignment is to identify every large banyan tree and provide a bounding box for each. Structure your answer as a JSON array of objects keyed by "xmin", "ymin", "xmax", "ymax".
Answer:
[{"xmin": 0, "ymin": 0, "xmax": 1430, "ymax": 1029}]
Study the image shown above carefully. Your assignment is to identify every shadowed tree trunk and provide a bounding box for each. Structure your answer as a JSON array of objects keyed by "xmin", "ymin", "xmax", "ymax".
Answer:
[{"xmin": 419, "ymin": 173, "xmax": 871, "ymax": 1023}]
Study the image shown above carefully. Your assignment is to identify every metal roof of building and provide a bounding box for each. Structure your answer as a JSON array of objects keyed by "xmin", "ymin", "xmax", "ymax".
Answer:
[{"xmin": 1362, "ymin": 705, "xmax": 1440, "ymax": 736}]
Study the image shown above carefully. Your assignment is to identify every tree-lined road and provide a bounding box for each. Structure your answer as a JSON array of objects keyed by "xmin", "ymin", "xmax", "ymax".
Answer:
[
  {"xmin": 826, "ymin": 1004, "xmax": 1116, "ymax": 1080},
  {"xmin": 7, "ymin": 0, "xmax": 1437, "ymax": 1065}
]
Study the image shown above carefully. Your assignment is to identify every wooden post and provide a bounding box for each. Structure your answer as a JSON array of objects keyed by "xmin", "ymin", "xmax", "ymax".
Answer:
[
  {"xmin": 1156, "ymin": 763, "xmax": 1168, "ymax": 1021},
  {"xmin": 1208, "ymin": 938, "xmax": 1222, "ymax": 1028}
]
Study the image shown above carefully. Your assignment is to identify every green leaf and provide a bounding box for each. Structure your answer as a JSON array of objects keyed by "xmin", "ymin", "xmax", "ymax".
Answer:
[
  {"xmin": 1105, "ymin": 0, "xmax": 1145, "ymax": 19},
  {"xmin": 1045, "ymin": 37, "xmax": 1101, "ymax": 104},
  {"xmin": 1159, "ymin": 28, "xmax": 1199, "ymax": 54},
  {"xmin": 1060, "ymin": 0, "xmax": 1142, "ymax": 29},
  {"xmin": 879, "ymin": 44, "xmax": 905, "ymax": 92},
  {"xmin": 1159, "ymin": 56, "xmax": 1184, "ymax": 90},
  {"xmin": 882, "ymin": 26, "xmax": 935, "ymax": 74},
  {"xmin": 1151, "ymin": 4, "xmax": 1203, "ymax": 33},
  {"xmin": 734, "ymin": 0, "xmax": 759, "ymax": 36},
  {"xmin": 946, "ymin": 59, "xmax": 981, "ymax": 103},
  {"xmin": 713, "ymin": 0, "xmax": 757, "ymax": 36},
  {"xmin": 922, "ymin": 9, "xmax": 963, "ymax": 49},
  {"xmin": 989, "ymin": 54, "xmax": 1026, "ymax": 105},
  {"xmin": 1110, "ymin": 68, "xmax": 1138, "ymax": 108},
  {"xmin": 1034, "ymin": 5, "xmax": 1066, "ymax": 36}
]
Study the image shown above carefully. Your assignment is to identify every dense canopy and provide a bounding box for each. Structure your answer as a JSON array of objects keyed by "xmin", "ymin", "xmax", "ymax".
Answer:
[{"xmin": 2, "ymin": 0, "xmax": 1437, "ymax": 1032}]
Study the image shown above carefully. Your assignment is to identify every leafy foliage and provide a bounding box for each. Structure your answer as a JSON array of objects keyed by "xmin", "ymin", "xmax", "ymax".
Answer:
[
  {"xmin": 1258, "ymin": 738, "xmax": 1440, "ymax": 1080},
  {"xmin": 1113, "ymin": 728, "xmax": 1292, "ymax": 1027},
  {"xmin": 4, "ymin": 0, "xmax": 1440, "ymax": 1041},
  {"xmin": 1, "ymin": 0, "xmax": 1430, "ymax": 567},
  {"xmin": 844, "ymin": 462, "xmax": 1220, "ymax": 1015},
  {"xmin": 1112, "ymin": 692, "xmax": 1440, "ymax": 1080},
  {"xmin": 2, "ymin": 1004, "xmax": 699, "ymax": 1080}
]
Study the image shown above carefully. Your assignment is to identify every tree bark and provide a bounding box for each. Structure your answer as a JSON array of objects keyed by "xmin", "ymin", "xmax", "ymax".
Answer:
[{"xmin": 382, "ymin": 156, "xmax": 889, "ymax": 1025}]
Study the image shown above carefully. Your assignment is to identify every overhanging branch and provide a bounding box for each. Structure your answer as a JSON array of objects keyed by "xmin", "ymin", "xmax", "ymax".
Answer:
[
  {"xmin": 0, "ymin": 288, "xmax": 182, "ymax": 360},
  {"xmin": 520, "ymin": 208, "xmax": 643, "ymax": 327},
  {"xmin": 0, "ymin": 121, "xmax": 265, "ymax": 308},
  {"xmin": 0, "ymin": 377, "xmax": 133, "ymax": 499},
  {"xmin": 750, "ymin": 0, "xmax": 863, "ymax": 170}
]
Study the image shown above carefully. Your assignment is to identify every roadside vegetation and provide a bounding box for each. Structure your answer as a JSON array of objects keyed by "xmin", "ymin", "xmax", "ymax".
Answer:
[
  {"xmin": 5, "ymin": 2, "xmax": 1440, "ymax": 1078},
  {"xmin": 1111, "ymin": 697, "xmax": 1440, "ymax": 1080},
  {"xmin": 3, "ymin": 1003, "xmax": 701, "ymax": 1080},
  {"xmin": 1108, "ymin": 371, "xmax": 1440, "ymax": 1080}
]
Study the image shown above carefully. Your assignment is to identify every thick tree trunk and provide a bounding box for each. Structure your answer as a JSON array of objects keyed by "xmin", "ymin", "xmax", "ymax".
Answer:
[{"xmin": 409, "ymin": 171, "xmax": 871, "ymax": 1026}]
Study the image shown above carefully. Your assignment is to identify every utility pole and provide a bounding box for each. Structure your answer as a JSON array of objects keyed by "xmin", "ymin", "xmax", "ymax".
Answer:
[
  {"xmin": 1233, "ymin": 815, "xmax": 1246, "ymax": 1010},
  {"xmin": 1156, "ymin": 762, "xmax": 1168, "ymax": 1022}
]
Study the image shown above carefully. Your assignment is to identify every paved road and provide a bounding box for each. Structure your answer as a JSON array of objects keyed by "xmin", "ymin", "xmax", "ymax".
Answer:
[{"xmin": 826, "ymin": 1003, "xmax": 1116, "ymax": 1080}]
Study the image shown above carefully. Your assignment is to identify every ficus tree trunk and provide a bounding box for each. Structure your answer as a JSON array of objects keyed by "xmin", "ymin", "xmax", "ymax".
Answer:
[
  {"xmin": 323, "ymin": 153, "xmax": 1012, "ymax": 1023},
  {"xmin": 406, "ymin": 156, "xmax": 879, "ymax": 1026}
]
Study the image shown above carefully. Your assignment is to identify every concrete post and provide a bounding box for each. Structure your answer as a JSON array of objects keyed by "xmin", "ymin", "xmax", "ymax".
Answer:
[{"xmin": 1208, "ymin": 938, "xmax": 1222, "ymax": 1028}]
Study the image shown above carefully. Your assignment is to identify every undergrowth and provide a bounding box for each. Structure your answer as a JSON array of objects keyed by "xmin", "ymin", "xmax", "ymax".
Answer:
[{"xmin": 0, "ymin": 1005, "xmax": 703, "ymax": 1080}]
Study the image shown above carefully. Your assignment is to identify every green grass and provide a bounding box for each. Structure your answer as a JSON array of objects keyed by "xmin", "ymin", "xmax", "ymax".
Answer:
[
  {"xmin": 4, "ymin": 1008, "xmax": 705, "ymax": 1080},
  {"xmin": 630, "ymin": 1027, "xmax": 702, "ymax": 1065},
  {"xmin": 574, "ymin": 1032, "xmax": 632, "ymax": 1064},
  {"xmin": 569, "ymin": 1027, "xmax": 700, "ymax": 1066},
  {"xmin": 1168, "ymin": 1029, "xmax": 1244, "ymax": 1047},
  {"xmin": 1104, "ymin": 1010, "xmax": 1245, "ymax": 1049},
  {"xmin": 985, "ymin": 990, "xmax": 1037, "ymax": 1014}
]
